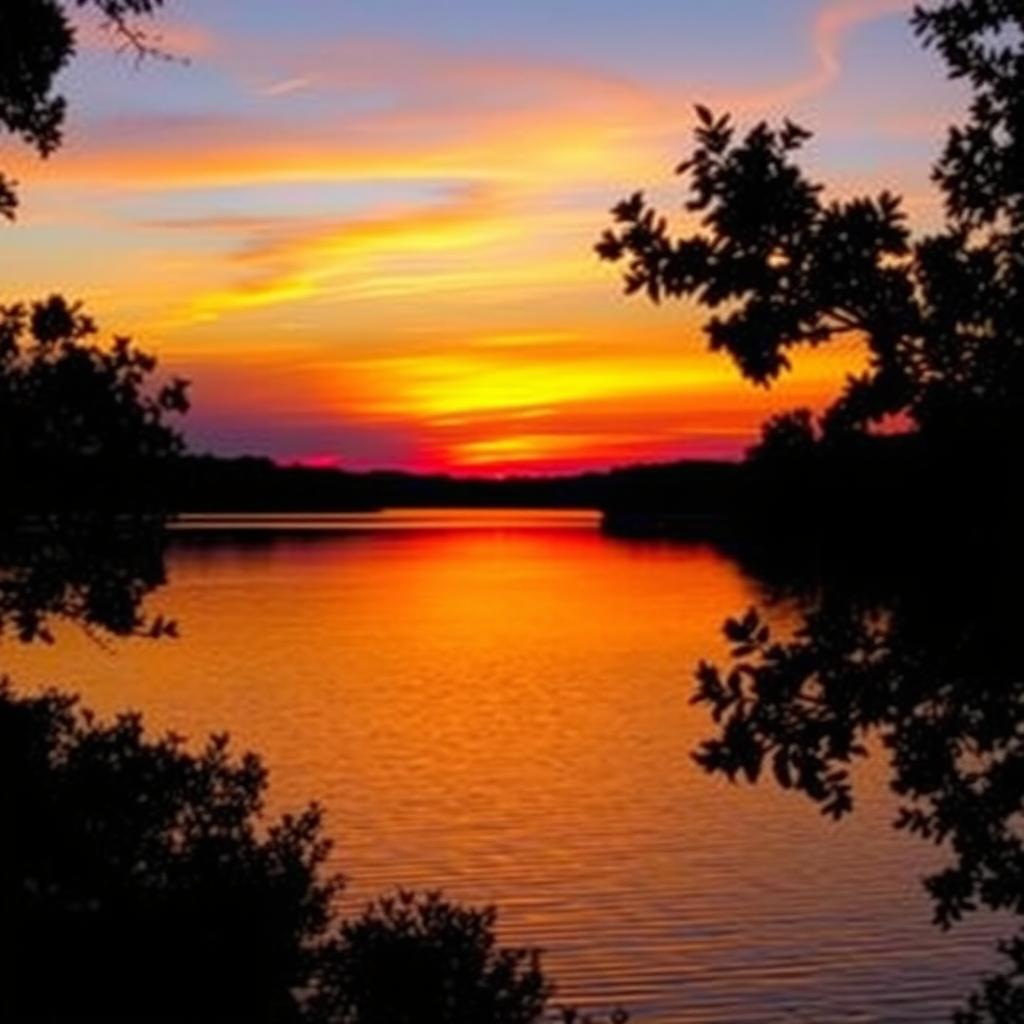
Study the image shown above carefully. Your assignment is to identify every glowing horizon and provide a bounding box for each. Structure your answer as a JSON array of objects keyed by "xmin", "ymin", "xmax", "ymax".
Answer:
[{"xmin": 1, "ymin": 0, "xmax": 966, "ymax": 474}]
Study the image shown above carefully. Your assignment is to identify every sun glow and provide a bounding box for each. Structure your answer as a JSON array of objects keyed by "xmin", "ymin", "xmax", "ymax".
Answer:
[{"xmin": 2, "ymin": 0, "xmax": 940, "ymax": 473}]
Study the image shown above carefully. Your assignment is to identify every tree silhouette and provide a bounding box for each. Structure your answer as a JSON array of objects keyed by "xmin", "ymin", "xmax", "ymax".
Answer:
[
  {"xmin": 1, "ymin": 1, "xmax": 186, "ymax": 640},
  {"xmin": 1, "ymin": 0, "xmax": 187, "ymax": 640},
  {"xmin": 1, "ymin": 296, "xmax": 188, "ymax": 474},
  {"xmin": 0, "ymin": 682, "xmax": 338, "ymax": 1024},
  {"xmin": 1, "ymin": 0, "xmax": 170, "ymax": 219},
  {"xmin": 597, "ymin": 1, "xmax": 1023, "ymax": 456},
  {"xmin": 312, "ymin": 890, "xmax": 628, "ymax": 1024},
  {"xmin": 0, "ymin": 295, "xmax": 188, "ymax": 642},
  {"xmin": 598, "ymin": 2, "xmax": 1024, "ymax": 1019},
  {"xmin": 691, "ymin": 534, "xmax": 1024, "ymax": 1023},
  {"xmin": 1, "ymin": 676, "xmax": 622, "ymax": 1022},
  {"xmin": 0, "ymin": 291, "xmax": 346, "ymax": 1023},
  {"xmin": 313, "ymin": 891, "xmax": 551, "ymax": 1024},
  {"xmin": 598, "ymin": 4, "xmax": 1024, "ymax": 1019}
]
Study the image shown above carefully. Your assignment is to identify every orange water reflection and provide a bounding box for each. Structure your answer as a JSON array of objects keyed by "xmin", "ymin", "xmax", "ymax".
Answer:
[{"xmin": 3, "ymin": 511, "xmax": 1002, "ymax": 1022}]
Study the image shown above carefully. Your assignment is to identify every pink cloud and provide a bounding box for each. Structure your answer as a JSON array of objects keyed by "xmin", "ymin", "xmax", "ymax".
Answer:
[{"xmin": 711, "ymin": 0, "xmax": 917, "ymax": 113}]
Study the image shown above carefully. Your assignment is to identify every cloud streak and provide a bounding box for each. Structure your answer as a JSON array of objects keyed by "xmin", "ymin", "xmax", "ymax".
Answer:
[
  {"xmin": 712, "ymin": 0, "xmax": 918, "ymax": 112},
  {"xmin": 6, "ymin": 1, "xmax": 935, "ymax": 472}
]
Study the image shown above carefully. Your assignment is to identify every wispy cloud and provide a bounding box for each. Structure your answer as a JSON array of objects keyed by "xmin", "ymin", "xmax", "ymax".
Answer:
[
  {"xmin": 169, "ymin": 183, "xmax": 525, "ymax": 322},
  {"xmin": 713, "ymin": 0, "xmax": 917, "ymax": 112},
  {"xmin": 813, "ymin": 0, "xmax": 916, "ymax": 87},
  {"xmin": 29, "ymin": 36, "xmax": 657, "ymax": 192},
  {"xmin": 260, "ymin": 76, "xmax": 315, "ymax": 98},
  {"xmin": 6, "ymin": 1, "xmax": 934, "ymax": 471}
]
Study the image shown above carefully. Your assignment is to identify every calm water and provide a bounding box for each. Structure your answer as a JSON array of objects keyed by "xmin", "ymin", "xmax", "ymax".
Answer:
[{"xmin": 6, "ymin": 510, "xmax": 1003, "ymax": 1022}]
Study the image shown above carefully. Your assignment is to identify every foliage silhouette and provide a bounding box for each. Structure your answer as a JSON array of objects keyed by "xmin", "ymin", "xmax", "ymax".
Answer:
[
  {"xmin": 0, "ymin": 296, "xmax": 188, "ymax": 477},
  {"xmin": 597, "ymin": 1, "xmax": 1023, "ymax": 457},
  {"xmin": 313, "ymin": 890, "xmax": 550, "ymax": 1024},
  {"xmin": 0, "ymin": 0, "xmax": 169, "ymax": 218},
  {"xmin": 1, "ymin": 0, "xmax": 187, "ymax": 639},
  {"xmin": 0, "ymin": 295, "xmax": 188, "ymax": 642},
  {"xmin": 691, "ymin": 534, "xmax": 1024, "ymax": 1023},
  {"xmin": 0, "ymin": 682, "xmax": 338, "ymax": 1024},
  {"xmin": 598, "ymin": 1, "xmax": 1024, "ymax": 1019},
  {"xmin": 312, "ymin": 889, "xmax": 628, "ymax": 1024},
  {"xmin": 1, "ymin": 680, "xmax": 624, "ymax": 1024}
]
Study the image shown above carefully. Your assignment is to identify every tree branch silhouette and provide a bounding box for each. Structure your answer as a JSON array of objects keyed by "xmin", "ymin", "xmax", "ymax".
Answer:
[
  {"xmin": 599, "ymin": 2, "xmax": 1024, "ymax": 1018},
  {"xmin": 598, "ymin": 2, "xmax": 1023, "ymax": 456}
]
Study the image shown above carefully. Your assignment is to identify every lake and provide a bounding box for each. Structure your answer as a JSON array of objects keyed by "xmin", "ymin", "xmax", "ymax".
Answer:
[{"xmin": 5, "ymin": 510, "xmax": 1003, "ymax": 1022}]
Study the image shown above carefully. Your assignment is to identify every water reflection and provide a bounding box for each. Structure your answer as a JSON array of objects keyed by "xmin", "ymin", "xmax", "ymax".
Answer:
[
  {"xmin": 6, "ymin": 511, "xmax": 1006, "ymax": 1022},
  {"xmin": 173, "ymin": 510, "xmax": 601, "ymax": 533}
]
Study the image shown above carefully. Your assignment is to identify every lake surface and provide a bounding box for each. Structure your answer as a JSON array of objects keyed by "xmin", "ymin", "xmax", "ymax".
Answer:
[{"xmin": 6, "ymin": 510, "xmax": 1003, "ymax": 1022}]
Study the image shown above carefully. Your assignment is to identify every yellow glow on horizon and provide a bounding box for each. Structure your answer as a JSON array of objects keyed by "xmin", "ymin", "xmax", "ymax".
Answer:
[
  {"xmin": 1, "ymin": 5, "xmax": 921, "ymax": 473},
  {"xmin": 450, "ymin": 432, "xmax": 655, "ymax": 467},
  {"xmin": 354, "ymin": 354, "xmax": 744, "ymax": 421}
]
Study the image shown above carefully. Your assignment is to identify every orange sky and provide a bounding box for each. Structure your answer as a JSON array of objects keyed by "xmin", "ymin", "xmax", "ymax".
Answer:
[{"xmin": 0, "ymin": 0, "xmax": 963, "ymax": 473}]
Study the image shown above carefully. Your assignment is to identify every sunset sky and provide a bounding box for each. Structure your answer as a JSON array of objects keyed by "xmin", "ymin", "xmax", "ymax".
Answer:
[{"xmin": 1, "ymin": 0, "xmax": 965, "ymax": 473}]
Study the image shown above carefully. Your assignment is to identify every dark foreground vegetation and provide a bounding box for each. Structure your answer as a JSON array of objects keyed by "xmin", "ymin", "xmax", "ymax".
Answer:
[
  {"xmin": 166, "ymin": 452, "xmax": 742, "ymax": 515},
  {"xmin": 3, "ymin": 0, "xmax": 1023, "ymax": 1021},
  {"xmin": 159, "ymin": 435, "xmax": 978, "ymax": 530},
  {"xmin": 600, "ymin": 1, "xmax": 1024, "ymax": 1020}
]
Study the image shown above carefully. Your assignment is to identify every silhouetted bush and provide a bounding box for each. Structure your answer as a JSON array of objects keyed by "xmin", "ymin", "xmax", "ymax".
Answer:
[
  {"xmin": 0, "ymin": 681, "xmax": 337, "ymax": 1023},
  {"xmin": 0, "ymin": 684, "xmax": 632, "ymax": 1024},
  {"xmin": 313, "ymin": 890, "xmax": 550, "ymax": 1024}
]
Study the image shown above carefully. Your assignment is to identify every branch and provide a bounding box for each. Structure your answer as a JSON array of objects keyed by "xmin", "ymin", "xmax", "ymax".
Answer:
[
  {"xmin": 100, "ymin": 11, "xmax": 186, "ymax": 65},
  {"xmin": 0, "ymin": 174, "xmax": 19, "ymax": 221}
]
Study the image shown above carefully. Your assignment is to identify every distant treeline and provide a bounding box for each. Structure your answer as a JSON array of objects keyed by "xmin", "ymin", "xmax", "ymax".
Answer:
[
  {"xmin": 173, "ymin": 432, "xmax": 1003, "ymax": 524},
  {"xmin": 9, "ymin": 434, "xmax": 1007, "ymax": 540},
  {"xmin": 169, "ymin": 454, "xmax": 743, "ymax": 514}
]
